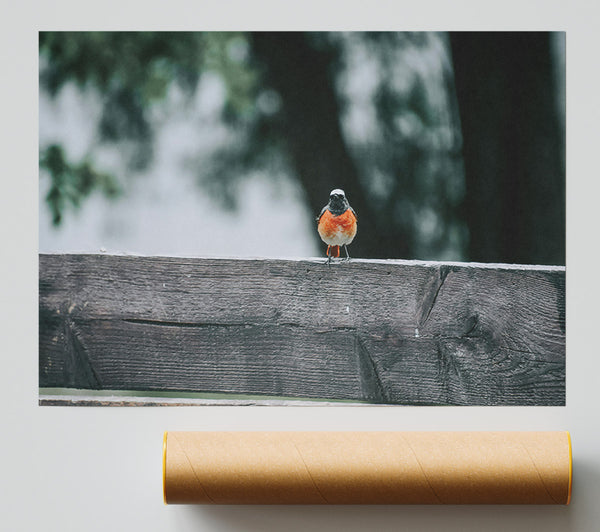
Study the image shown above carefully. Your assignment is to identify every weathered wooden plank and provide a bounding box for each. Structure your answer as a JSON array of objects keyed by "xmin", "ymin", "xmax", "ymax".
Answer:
[
  {"xmin": 38, "ymin": 395, "xmax": 366, "ymax": 407},
  {"xmin": 39, "ymin": 254, "xmax": 565, "ymax": 405}
]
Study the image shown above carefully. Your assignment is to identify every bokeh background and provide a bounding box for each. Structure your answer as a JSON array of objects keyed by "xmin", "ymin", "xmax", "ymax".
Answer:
[{"xmin": 39, "ymin": 31, "xmax": 565, "ymax": 264}]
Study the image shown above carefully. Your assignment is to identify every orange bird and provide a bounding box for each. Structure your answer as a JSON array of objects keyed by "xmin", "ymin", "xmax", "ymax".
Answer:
[{"xmin": 317, "ymin": 188, "xmax": 358, "ymax": 263}]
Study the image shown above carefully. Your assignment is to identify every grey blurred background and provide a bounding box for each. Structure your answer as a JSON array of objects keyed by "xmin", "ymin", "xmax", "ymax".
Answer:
[{"xmin": 39, "ymin": 31, "xmax": 565, "ymax": 264}]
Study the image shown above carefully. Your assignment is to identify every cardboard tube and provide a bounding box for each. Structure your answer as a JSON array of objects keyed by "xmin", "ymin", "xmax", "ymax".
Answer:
[{"xmin": 163, "ymin": 431, "xmax": 572, "ymax": 505}]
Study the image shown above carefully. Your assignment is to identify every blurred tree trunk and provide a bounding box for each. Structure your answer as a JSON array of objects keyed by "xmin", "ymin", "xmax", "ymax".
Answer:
[
  {"xmin": 250, "ymin": 32, "xmax": 410, "ymax": 259},
  {"xmin": 449, "ymin": 32, "xmax": 565, "ymax": 265}
]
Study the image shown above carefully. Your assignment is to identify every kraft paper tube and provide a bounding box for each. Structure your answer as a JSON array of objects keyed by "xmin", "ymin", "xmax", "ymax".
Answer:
[{"xmin": 163, "ymin": 431, "xmax": 572, "ymax": 505}]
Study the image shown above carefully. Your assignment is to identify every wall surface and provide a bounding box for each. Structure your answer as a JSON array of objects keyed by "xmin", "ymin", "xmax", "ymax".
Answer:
[{"xmin": 3, "ymin": 1, "xmax": 600, "ymax": 531}]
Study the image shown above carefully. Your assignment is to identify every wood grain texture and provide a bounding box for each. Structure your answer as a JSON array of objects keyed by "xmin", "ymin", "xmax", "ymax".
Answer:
[
  {"xmin": 39, "ymin": 254, "xmax": 565, "ymax": 405},
  {"xmin": 38, "ymin": 395, "xmax": 366, "ymax": 407}
]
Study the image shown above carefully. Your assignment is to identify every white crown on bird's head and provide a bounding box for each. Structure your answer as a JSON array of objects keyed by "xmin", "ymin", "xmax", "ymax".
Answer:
[{"xmin": 330, "ymin": 188, "xmax": 345, "ymax": 197}]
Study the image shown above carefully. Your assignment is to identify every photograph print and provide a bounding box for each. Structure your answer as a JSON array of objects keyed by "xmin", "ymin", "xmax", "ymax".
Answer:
[{"xmin": 39, "ymin": 31, "xmax": 565, "ymax": 406}]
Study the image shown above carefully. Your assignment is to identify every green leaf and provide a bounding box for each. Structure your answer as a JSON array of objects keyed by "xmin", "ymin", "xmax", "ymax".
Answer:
[{"xmin": 40, "ymin": 144, "xmax": 123, "ymax": 226}]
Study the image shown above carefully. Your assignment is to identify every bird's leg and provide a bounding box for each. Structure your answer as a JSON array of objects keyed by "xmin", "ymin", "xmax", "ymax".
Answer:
[
  {"xmin": 326, "ymin": 246, "xmax": 332, "ymax": 266},
  {"xmin": 343, "ymin": 245, "xmax": 351, "ymax": 261}
]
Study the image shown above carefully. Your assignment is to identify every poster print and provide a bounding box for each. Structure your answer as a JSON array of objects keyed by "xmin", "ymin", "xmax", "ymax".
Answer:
[{"xmin": 39, "ymin": 32, "xmax": 565, "ymax": 406}]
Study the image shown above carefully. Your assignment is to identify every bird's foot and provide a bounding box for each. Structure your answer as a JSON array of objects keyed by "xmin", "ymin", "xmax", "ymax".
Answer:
[{"xmin": 342, "ymin": 245, "xmax": 351, "ymax": 262}]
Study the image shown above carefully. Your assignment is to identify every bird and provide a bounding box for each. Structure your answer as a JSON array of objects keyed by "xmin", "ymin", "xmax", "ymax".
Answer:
[{"xmin": 317, "ymin": 188, "xmax": 358, "ymax": 263}]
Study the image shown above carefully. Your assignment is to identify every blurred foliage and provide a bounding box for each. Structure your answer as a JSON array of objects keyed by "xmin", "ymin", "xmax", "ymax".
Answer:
[
  {"xmin": 348, "ymin": 32, "xmax": 465, "ymax": 258},
  {"xmin": 39, "ymin": 31, "xmax": 261, "ymax": 219},
  {"xmin": 38, "ymin": 32, "xmax": 466, "ymax": 259},
  {"xmin": 40, "ymin": 32, "xmax": 203, "ymax": 101},
  {"xmin": 39, "ymin": 31, "xmax": 564, "ymax": 263},
  {"xmin": 40, "ymin": 144, "xmax": 121, "ymax": 226}
]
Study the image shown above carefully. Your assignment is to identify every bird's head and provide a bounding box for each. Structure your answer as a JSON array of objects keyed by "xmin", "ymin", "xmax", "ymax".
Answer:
[{"xmin": 328, "ymin": 188, "xmax": 349, "ymax": 214}]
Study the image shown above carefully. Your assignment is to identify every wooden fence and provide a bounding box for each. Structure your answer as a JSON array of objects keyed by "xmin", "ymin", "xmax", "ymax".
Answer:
[{"xmin": 39, "ymin": 254, "xmax": 565, "ymax": 406}]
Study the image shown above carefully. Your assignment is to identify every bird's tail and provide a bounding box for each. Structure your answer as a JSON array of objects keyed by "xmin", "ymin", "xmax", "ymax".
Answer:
[{"xmin": 327, "ymin": 245, "xmax": 341, "ymax": 258}]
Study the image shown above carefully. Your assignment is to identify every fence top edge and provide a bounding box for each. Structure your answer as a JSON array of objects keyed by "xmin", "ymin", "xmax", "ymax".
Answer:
[{"xmin": 38, "ymin": 252, "xmax": 565, "ymax": 272}]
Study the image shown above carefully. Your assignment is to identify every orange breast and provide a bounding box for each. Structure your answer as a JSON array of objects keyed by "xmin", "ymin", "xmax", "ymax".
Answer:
[{"xmin": 318, "ymin": 209, "xmax": 357, "ymax": 245}]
